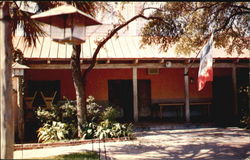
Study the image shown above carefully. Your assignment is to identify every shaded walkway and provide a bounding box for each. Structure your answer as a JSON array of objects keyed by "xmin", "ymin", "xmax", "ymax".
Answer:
[{"xmin": 14, "ymin": 127, "xmax": 250, "ymax": 160}]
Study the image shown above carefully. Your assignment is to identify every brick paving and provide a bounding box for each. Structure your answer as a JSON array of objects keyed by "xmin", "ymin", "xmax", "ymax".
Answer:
[{"xmin": 14, "ymin": 127, "xmax": 250, "ymax": 160}]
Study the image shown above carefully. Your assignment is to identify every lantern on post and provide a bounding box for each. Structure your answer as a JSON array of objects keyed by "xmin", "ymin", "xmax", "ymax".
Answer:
[
  {"xmin": 31, "ymin": 4, "xmax": 102, "ymax": 45},
  {"xmin": 12, "ymin": 61, "xmax": 30, "ymax": 77},
  {"xmin": 12, "ymin": 61, "xmax": 29, "ymax": 142}
]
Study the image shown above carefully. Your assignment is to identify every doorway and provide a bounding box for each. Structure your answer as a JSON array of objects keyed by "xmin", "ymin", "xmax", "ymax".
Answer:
[
  {"xmin": 24, "ymin": 80, "xmax": 60, "ymax": 142},
  {"xmin": 108, "ymin": 79, "xmax": 152, "ymax": 122},
  {"xmin": 108, "ymin": 80, "xmax": 133, "ymax": 122},
  {"xmin": 212, "ymin": 76, "xmax": 234, "ymax": 126},
  {"xmin": 138, "ymin": 80, "xmax": 151, "ymax": 120}
]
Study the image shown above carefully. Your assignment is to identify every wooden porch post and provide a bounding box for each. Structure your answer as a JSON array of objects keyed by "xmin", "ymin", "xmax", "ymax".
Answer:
[
  {"xmin": 232, "ymin": 65, "xmax": 238, "ymax": 115},
  {"xmin": 132, "ymin": 67, "xmax": 138, "ymax": 122},
  {"xmin": 184, "ymin": 67, "xmax": 190, "ymax": 122},
  {"xmin": 16, "ymin": 76, "xmax": 24, "ymax": 142},
  {"xmin": 0, "ymin": 2, "xmax": 14, "ymax": 159}
]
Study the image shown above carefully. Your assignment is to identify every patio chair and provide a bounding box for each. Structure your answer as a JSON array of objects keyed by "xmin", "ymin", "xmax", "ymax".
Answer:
[
  {"xmin": 24, "ymin": 91, "xmax": 37, "ymax": 109},
  {"xmin": 40, "ymin": 91, "xmax": 57, "ymax": 108}
]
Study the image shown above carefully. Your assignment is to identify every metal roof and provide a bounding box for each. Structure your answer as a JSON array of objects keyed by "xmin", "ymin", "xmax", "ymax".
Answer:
[{"xmin": 13, "ymin": 35, "xmax": 250, "ymax": 60}]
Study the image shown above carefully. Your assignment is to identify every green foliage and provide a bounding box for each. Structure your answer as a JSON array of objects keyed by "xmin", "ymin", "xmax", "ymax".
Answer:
[
  {"xmin": 34, "ymin": 151, "xmax": 99, "ymax": 160},
  {"xmin": 36, "ymin": 96, "xmax": 133, "ymax": 143},
  {"xmin": 238, "ymin": 85, "xmax": 250, "ymax": 129},
  {"xmin": 37, "ymin": 121, "xmax": 69, "ymax": 143},
  {"xmin": 81, "ymin": 122, "xmax": 97, "ymax": 139},
  {"xmin": 36, "ymin": 99, "xmax": 77, "ymax": 143},
  {"xmin": 101, "ymin": 106, "xmax": 121, "ymax": 122},
  {"xmin": 141, "ymin": 2, "xmax": 250, "ymax": 55},
  {"xmin": 241, "ymin": 112, "xmax": 250, "ymax": 129},
  {"xmin": 95, "ymin": 119, "xmax": 133, "ymax": 139},
  {"xmin": 82, "ymin": 97, "xmax": 133, "ymax": 140},
  {"xmin": 86, "ymin": 96, "xmax": 103, "ymax": 123}
]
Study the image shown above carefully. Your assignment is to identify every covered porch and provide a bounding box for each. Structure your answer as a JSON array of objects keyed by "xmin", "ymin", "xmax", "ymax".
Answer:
[{"xmin": 12, "ymin": 36, "xmax": 249, "ymax": 143}]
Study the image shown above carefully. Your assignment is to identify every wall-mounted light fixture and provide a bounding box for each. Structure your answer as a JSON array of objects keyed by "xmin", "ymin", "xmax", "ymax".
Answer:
[
  {"xmin": 165, "ymin": 61, "xmax": 172, "ymax": 68},
  {"xmin": 190, "ymin": 77, "xmax": 194, "ymax": 84}
]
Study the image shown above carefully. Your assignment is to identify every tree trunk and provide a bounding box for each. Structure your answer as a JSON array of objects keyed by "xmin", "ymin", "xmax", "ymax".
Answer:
[
  {"xmin": 70, "ymin": 44, "xmax": 87, "ymax": 137},
  {"xmin": 0, "ymin": 2, "xmax": 14, "ymax": 159}
]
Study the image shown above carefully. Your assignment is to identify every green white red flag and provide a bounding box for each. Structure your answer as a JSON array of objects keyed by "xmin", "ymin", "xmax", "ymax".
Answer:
[{"xmin": 198, "ymin": 33, "xmax": 214, "ymax": 91}]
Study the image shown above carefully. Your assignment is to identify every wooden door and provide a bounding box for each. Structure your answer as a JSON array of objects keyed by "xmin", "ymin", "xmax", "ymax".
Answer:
[{"xmin": 138, "ymin": 80, "xmax": 151, "ymax": 119}]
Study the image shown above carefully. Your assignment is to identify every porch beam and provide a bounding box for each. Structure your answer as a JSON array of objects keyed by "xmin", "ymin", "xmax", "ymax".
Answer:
[
  {"xmin": 132, "ymin": 67, "xmax": 138, "ymax": 122},
  {"xmin": 184, "ymin": 67, "xmax": 190, "ymax": 122},
  {"xmin": 26, "ymin": 62, "xmax": 249, "ymax": 70}
]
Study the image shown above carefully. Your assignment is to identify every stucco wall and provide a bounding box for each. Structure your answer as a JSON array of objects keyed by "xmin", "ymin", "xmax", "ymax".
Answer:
[
  {"xmin": 25, "ymin": 69, "xmax": 76, "ymax": 99},
  {"xmin": 24, "ymin": 68, "xmax": 215, "ymax": 102},
  {"xmin": 87, "ymin": 68, "xmax": 213, "ymax": 101}
]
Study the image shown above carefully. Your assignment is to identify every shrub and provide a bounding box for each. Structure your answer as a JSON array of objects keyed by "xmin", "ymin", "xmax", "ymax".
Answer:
[
  {"xmin": 101, "ymin": 106, "xmax": 121, "ymax": 122},
  {"xmin": 86, "ymin": 96, "xmax": 103, "ymax": 123},
  {"xmin": 37, "ymin": 121, "xmax": 69, "ymax": 143},
  {"xmin": 80, "ymin": 122, "xmax": 97, "ymax": 139},
  {"xmin": 36, "ymin": 96, "xmax": 134, "ymax": 142},
  {"xmin": 95, "ymin": 119, "xmax": 133, "ymax": 140},
  {"xmin": 241, "ymin": 112, "xmax": 250, "ymax": 129},
  {"xmin": 36, "ymin": 99, "xmax": 77, "ymax": 142}
]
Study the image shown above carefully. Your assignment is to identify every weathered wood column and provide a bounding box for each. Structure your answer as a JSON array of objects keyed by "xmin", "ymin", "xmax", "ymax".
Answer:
[
  {"xmin": 184, "ymin": 67, "xmax": 190, "ymax": 122},
  {"xmin": 232, "ymin": 65, "xmax": 238, "ymax": 115},
  {"xmin": 0, "ymin": 2, "xmax": 14, "ymax": 159},
  {"xmin": 16, "ymin": 76, "xmax": 24, "ymax": 142},
  {"xmin": 132, "ymin": 67, "xmax": 138, "ymax": 122}
]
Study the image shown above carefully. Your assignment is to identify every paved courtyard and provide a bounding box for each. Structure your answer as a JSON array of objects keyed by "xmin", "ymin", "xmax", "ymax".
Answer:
[{"xmin": 14, "ymin": 127, "xmax": 250, "ymax": 160}]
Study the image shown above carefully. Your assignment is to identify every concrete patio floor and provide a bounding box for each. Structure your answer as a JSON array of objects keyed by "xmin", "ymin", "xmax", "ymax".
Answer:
[{"xmin": 14, "ymin": 127, "xmax": 250, "ymax": 160}]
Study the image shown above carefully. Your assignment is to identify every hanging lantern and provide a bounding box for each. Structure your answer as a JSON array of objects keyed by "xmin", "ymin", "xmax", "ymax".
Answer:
[
  {"xmin": 12, "ymin": 62, "xmax": 30, "ymax": 77},
  {"xmin": 31, "ymin": 4, "xmax": 102, "ymax": 45}
]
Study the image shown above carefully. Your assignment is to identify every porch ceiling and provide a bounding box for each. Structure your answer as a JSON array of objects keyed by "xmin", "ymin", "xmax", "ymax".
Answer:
[{"xmin": 13, "ymin": 35, "xmax": 250, "ymax": 61}]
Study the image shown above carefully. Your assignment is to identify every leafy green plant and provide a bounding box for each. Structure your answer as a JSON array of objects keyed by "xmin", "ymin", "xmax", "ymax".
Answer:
[
  {"xmin": 241, "ymin": 112, "xmax": 250, "ymax": 129},
  {"xmin": 96, "ymin": 119, "xmax": 114, "ymax": 139},
  {"xmin": 95, "ymin": 119, "xmax": 134, "ymax": 139},
  {"xmin": 112, "ymin": 123, "xmax": 133, "ymax": 138},
  {"xmin": 101, "ymin": 106, "xmax": 121, "ymax": 122},
  {"xmin": 35, "ymin": 99, "xmax": 77, "ymax": 142},
  {"xmin": 36, "ymin": 96, "xmax": 134, "ymax": 142},
  {"xmin": 80, "ymin": 122, "xmax": 97, "ymax": 139},
  {"xmin": 86, "ymin": 96, "xmax": 103, "ymax": 123},
  {"xmin": 37, "ymin": 121, "xmax": 69, "ymax": 143},
  {"xmin": 34, "ymin": 151, "xmax": 99, "ymax": 159}
]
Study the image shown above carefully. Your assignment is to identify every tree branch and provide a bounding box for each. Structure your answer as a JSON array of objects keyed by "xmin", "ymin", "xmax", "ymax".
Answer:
[
  {"xmin": 214, "ymin": 11, "xmax": 250, "ymax": 33},
  {"xmin": 142, "ymin": 7, "xmax": 164, "ymax": 13},
  {"xmin": 13, "ymin": 1, "xmax": 20, "ymax": 9},
  {"xmin": 82, "ymin": 14, "xmax": 165, "ymax": 78},
  {"xmin": 229, "ymin": 5, "xmax": 250, "ymax": 11},
  {"xmin": 193, "ymin": 2, "xmax": 220, "ymax": 12}
]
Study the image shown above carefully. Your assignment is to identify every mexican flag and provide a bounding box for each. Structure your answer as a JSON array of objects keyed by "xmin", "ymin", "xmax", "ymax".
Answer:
[{"xmin": 198, "ymin": 33, "xmax": 214, "ymax": 91}]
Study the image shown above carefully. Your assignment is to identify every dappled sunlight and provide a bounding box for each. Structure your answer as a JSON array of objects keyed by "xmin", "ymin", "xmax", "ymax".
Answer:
[
  {"xmin": 103, "ymin": 128, "xmax": 250, "ymax": 160},
  {"xmin": 14, "ymin": 127, "xmax": 250, "ymax": 159}
]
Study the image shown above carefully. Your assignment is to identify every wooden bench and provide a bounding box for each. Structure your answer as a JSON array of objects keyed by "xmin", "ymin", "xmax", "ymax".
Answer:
[
  {"xmin": 190, "ymin": 102, "xmax": 211, "ymax": 117},
  {"xmin": 153, "ymin": 100, "xmax": 212, "ymax": 119},
  {"xmin": 158, "ymin": 102, "xmax": 185, "ymax": 119}
]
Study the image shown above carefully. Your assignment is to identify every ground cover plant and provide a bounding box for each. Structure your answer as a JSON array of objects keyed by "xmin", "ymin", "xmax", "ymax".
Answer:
[
  {"xmin": 29, "ymin": 151, "xmax": 99, "ymax": 160},
  {"xmin": 35, "ymin": 96, "xmax": 133, "ymax": 143}
]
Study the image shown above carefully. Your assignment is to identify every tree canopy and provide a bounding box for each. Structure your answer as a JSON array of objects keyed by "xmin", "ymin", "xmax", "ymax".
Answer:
[{"xmin": 140, "ymin": 2, "xmax": 250, "ymax": 55}]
